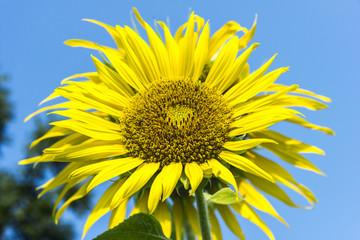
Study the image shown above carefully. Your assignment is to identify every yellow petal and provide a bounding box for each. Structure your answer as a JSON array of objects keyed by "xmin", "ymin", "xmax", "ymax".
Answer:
[
  {"xmin": 180, "ymin": 171, "xmax": 190, "ymax": 190},
  {"xmin": 48, "ymin": 132, "xmax": 87, "ymax": 149},
  {"xmin": 206, "ymin": 36, "xmax": 238, "ymax": 88},
  {"xmin": 60, "ymin": 72, "xmax": 100, "ymax": 85},
  {"xmin": 194, "ymin": 15, "xmax": 205, "ymax": 35},
  {"xmin": 238, "ymin": 15, "xmax": 257, "ymax": 50},
  {"xmin": 82, "ymin": 19, "xmax": 123, "ymax": 49},
  {"xmin": 208, "ymin": 159, "xmax": 238, "ymax": 197},
  {"xmin": 217, "ymin": 43, "xmax": 260, "ymax": 93},
  {"xmin": 179, "ymin": 12, "xmax": 195, "ymax": 78},
  {"xmin": 41, "ymin": 75, "xmax": 99, "ymax": 105},
  {"xmin": 82, "ymin": 179, "xmax": 125, "ymax": 239},
  {"xmin": 18, "ymin": 156, "xmax": 42, "ymax": 165},
  {"xmin": 50, "ymin": 119, "xmax": 123, "ymax": 141},
  {"xmin": 297, "ymin": 183, "xmax": 318, "ymax": 204},
  {"xmin": 54, "ymin": 84, "xmax": 124, "ymax": 117},
  {"xmin": 232, "ymin": 201, "xmax": 275, "ymax": 240},
  {"xmin": 121, "ymin": 26, "xmax": 160, "ymax": 84},
  {"xmin": 246, "ymin": 151, "xmax": 317, "ymax": 207},
  {"xmin": 132, "ymin": 7, "xmax": 146, "ymax": 28},
  {"xmin": 69, "ymin": 160, "xmax": 120, "ymax": 179},
  {"xmin": 25, "ymin": 101, "xmax": 82, "ymax": 122},
  {"xmin": 103, "ymin": 52, "xmax": 147, "ymax": 94},
  {"xmin": 87, "ymin": 157, "xmax": 144, "ymax": 192},
  {"xmin": 236, "ymin": 176, "xmax": 288, "ymax": 227},
  {"xmin": 224, "ymin": 54, "xmax": 279, "ymax": 102},
  {"xmin": 216, "ymin": 205, "xmax": 245, "ymax": 240},
  {"xmin": 286, "ymin": 115, "xmax": 335, "ymax": 135},
  {"xmin": 245, "ymin": 173, "xmax": 305, "ymax": 209},
  {"xmin": 143, "ymin": 22, "xmax": 171, "ymax": 77},
  {"xmin": 193, "ymin": 21, "xmax": 210, "ymax": 81},
  {"xmin": 108, "ymin": 198, "xmax": 129, "ymax": 229},
  {"xmin": 239, "ymin": 63, "xmax": 250, "ymax": 80},
  {"xmin": 249, "ymin": 129, "xmax": 325, "ymax": 154},
  {"xmin": 29, "ymin": 126, "xmax": 73, "ymax": 149},
  {"xmin": 157, "ymin": 21, "xmax": 180, "ymax": 76},
  {"xmin": 50, "ymin": 108, "xmax": 121, "ymax": 132},
  {"xmin": 37, "ymin": 162, "xmax": 87, "ymax": 198},
  {"xmin": 185, "ymin": 162, "xmax": 204, "ymax": 195},
  {"xmin": 91, "ymin": 56, "xmax": 134, "ymax": 97},
  {"xmin": 162, "ymin": 162, "xmax": 182, "ymax": 201},
  {"xmin": 55, "ymin": 178, "xmax": 92, "ymax": 224},
  {"xmin": 229, "ymin": 108, "xmax": 299, "ymax": 136},
  {"xmin": 27, "ymin": 134, "xmax": 88, "ymax": 165},
  {"xmin": 174, "ymin": 22, "xmax": 187, "ymax": 43},
  {"xmin": 259, "ymin": 139, "xmax": 324, "ymax": 175},
  {"xmin": 148, "ymin": 170, "xmax": 164, "ymax": 214},
  {"xmin": 115, "ymin": 27, "xmax": 149, "ymax": 85},
  {"xmin": 53, "ymin": 177, "xmax": 85, "ymax": 217},
  {"xmin": 200, "ymin": 162, "xmax": 213, "ymax": 178},
  {"xmin": 65, "ymin": 78, "xmax": 129, "ymax": 108},
  {"xmin": 227, "ymin": 65, "xmax": 288, "ymax": 106},
  {"xmin": 233, "ymin": 84, "xmax": 299, "ymax": 118},
  {"xmin": 131, "ymin": 189, "xmax": 149, "ymax": 215},
  {"xmin": 208, "ymin": 21, "xmax": 243, "ymax": 60},
  {"xmin": 223, "ymin": 138, "xmax": 277, "ymax": 152},
  {"xmin": 153, "ymin": 201, "xmax": 172, "ymax": 238},
  {"xmin": 255, "ymin": 95, "xmax": 329, "ymax": 111},
  {"xmin": 39, "ymin": 92, "xmax": 60, "ymax": 105},
  {"xmin": 111, "ymin": 162, "xmax": 160, "ymax": 209},
  {"xmin": 64, "ymin": 39, "xmax": 125, "ymax": 60},
  {"xmin": 265, "ymin": 83, "xmax": 331, "ymax": 102},
  {"xmin": 219, "ymin": 151, "xmax": 274, "ymax": 182}
]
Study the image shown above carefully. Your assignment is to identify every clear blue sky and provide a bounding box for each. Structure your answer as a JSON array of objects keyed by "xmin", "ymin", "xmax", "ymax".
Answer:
[{"xmin": 1, "ymin": 0, "xmax": 359, "ymax": 239}]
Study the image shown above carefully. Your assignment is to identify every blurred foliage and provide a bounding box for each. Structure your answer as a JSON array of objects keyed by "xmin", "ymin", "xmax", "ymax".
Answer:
[
  {"xmin": 0, "ymin": 72, "xmax": 91, "ymax": 239},
  {"xmin": 0, "ymin": 74, "xmax": 12, "ymax": 147},
  {"xmin": 0, "ymin": 171, "xmax": 75, "ymax": 240},
  {"xmin": 24, "ymin": 117, "xmax": 92, "ymax": 216}
]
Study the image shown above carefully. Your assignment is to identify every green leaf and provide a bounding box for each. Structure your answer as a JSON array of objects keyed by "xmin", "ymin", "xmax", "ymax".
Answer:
[
  {"xmin": 204, "ymin": 188, "xmax": 240, "ymax": 205},
  {"xmin": 94, "ymin": 213, "xmax": 170, "ymax": 240}
]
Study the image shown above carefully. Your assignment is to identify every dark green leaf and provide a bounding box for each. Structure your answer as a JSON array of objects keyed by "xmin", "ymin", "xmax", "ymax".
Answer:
[{"xmin": 94, "ymin": 213, "xmax": 170, "ymax": 240}]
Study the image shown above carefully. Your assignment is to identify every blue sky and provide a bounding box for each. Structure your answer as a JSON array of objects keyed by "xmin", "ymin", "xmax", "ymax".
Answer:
[{"xmin": 1, "ymin": 0, "xmax": 359, "ymax": 239}]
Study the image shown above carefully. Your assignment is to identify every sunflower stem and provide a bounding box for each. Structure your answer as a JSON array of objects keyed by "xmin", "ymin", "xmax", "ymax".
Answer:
[{"xmin": 195, "ymin": 179, "xmax": 212, "ymax": 240}]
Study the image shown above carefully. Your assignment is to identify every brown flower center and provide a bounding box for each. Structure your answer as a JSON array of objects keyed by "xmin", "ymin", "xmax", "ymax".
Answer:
[{"xmin": 120, "ymin": 79, "xmax": 232, "ymax": 166}]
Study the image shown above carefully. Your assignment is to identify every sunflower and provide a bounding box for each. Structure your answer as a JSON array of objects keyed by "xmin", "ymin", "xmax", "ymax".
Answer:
[{"xmin": 20, "ymin": 8, "xmax": 333, "ymax": 240}]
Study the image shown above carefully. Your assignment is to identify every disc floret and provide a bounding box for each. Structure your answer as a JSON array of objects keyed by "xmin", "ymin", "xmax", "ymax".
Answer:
[{"xmin": 121, "ymin": 79, "xmax": 233, "ymax": 166}]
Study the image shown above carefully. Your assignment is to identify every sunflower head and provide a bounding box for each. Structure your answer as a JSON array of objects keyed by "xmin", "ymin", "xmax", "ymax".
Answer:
[
  {"xmin": 121, "ymin": 78, "xmax": 233, "ymax": 166},
  {"xmin": 21, "ymin": 7, "xmax": 333, "ymax": 240}
]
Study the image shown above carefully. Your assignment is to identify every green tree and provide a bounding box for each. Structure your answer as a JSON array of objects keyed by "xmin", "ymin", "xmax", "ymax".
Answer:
[
  {"xmin": 0, "ymin": 73, "xmax": 90, "ymax": 239},
  {"xmin": 0, "ymin": 171, "xmax": 75, "ymax": 240},
  {"xmin": 23, "ymin": 117, "xmax": 92, "ymax": 216},
  {"xmin": 0, "ymin": 74, "xmax": 12, "ymax": 147}
]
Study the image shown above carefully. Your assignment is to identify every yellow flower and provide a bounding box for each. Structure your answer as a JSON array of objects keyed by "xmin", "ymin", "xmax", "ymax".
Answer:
[{"xmin": 20, "ymin": 8, "xmax": 333, "ymax": 240}]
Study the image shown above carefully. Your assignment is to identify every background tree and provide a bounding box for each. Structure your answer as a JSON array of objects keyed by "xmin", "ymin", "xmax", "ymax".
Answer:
[
  {"xmin": 0, "ymin": 72, "xmax": 91, "ymax": 239},
  {"xmin": 0, "ymin": 74, "xmax": 12, "ymax": 147}
]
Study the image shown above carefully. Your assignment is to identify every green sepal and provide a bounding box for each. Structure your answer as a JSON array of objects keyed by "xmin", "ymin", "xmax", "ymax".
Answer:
[
  {"xmin": 229, "ymin": 134, "xmax": 247, "ymax": 141},
  {"xmin": 204, "ymin": 187, "xmax": 241, "ymax": 205},
  {"xmin": 180, "ymin": 171, "xmax": 190, "ymax": 190}
]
